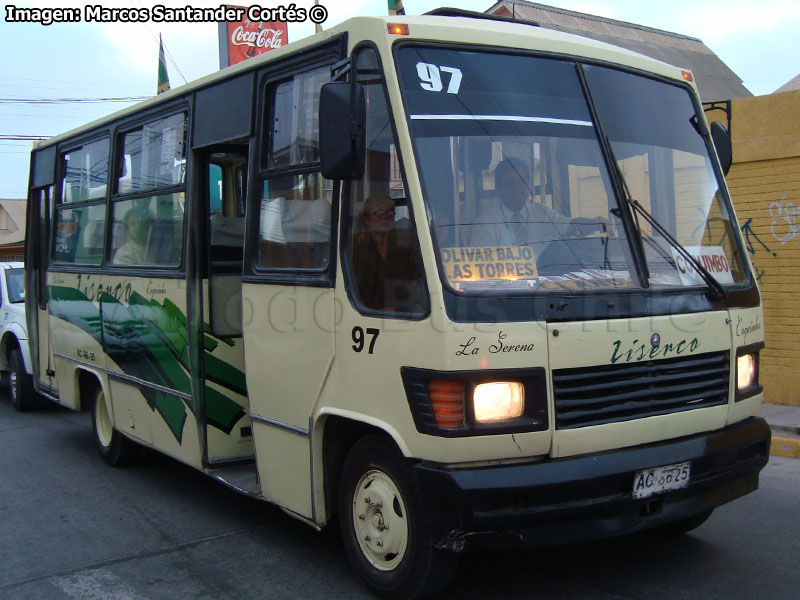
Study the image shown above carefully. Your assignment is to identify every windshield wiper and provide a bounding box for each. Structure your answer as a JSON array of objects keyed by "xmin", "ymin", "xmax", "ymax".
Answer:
[
  {"xmin": 614, "ymin": 165, "xmax": 727, "ymax": 301},
  {"xmin": 574, "ymin": 64, "xmax": 726, "ymax": 300}
]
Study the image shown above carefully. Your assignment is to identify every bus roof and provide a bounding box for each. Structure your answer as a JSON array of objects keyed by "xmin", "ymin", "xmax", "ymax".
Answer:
[{"xmin": 35, "ymin": 12, "xmax": 686, "ymax": 150}]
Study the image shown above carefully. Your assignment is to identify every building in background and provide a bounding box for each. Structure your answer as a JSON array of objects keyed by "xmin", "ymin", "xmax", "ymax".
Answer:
[
  {"xmin": 486, "ymin": 1, "xmax": 752, "ymax": 104},
  {"xmin": 775, "ymin": 73, "xmax": 800, "ymax": 94},
  {"xmin": 0, "ymin": 199, "xmax": 25, "ymax": 261}
]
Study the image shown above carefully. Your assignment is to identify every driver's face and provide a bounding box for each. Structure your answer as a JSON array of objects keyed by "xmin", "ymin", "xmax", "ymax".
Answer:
[{"xmin": 497, "ymin": 172, "xmax": 530, "ymax": 213}]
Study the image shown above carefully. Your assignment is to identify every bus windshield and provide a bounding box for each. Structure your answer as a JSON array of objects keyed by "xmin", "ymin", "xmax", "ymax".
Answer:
[{"xmin": 396, "ymin": 47, "xmax": 747, "ymax": 294}]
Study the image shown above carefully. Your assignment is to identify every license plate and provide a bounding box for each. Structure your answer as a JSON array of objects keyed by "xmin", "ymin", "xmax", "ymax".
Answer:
[{"xmin": 632, "ymin": 461, "xmax": 691, "ymax": 499}]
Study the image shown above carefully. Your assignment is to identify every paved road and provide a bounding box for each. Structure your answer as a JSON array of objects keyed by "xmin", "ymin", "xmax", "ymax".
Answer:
[{"xmin": 2, "ymin": 394, "xmax": 798, "ymax": 599}]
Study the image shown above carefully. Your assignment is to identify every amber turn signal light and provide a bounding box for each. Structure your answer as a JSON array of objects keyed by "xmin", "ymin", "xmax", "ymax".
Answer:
[
  {"xmin": 388, "ymin": 23, "xmax": 409, "ymax": 35},
  {"xmin": 427, "ymin": 380, "xmax": 465, "ymax": 429}
]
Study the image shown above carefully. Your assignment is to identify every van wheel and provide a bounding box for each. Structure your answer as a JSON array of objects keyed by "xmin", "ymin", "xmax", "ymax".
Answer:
[
  {"xmin": 651, "ymin": 509, "xmax": 714, "ymax": 537},
  {"xmin": 91, "ymin": 385, "xmax": 137, "ymax": 467},
  {"xmin": 9, "ymin": 348, "xmax": 35, "ymax": 411},
  {"xmin": 338, "ymin": 435, "xmax": 457, "ymax": 599}
]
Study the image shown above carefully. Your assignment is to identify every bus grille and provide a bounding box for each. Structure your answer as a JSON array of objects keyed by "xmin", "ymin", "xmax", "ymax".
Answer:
[{"xmin": 552, "ymin": 351, "xmax": 730, "ymax": 429}]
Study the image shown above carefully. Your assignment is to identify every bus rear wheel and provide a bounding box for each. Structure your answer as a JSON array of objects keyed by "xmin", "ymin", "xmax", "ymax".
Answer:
[
  {"xmin": 338, "ymin": 434, "xmax": 457, "ymax": 600},
  {"xmin": 90, "ymin": 384, "xmax": 137, "ymax": 467}
]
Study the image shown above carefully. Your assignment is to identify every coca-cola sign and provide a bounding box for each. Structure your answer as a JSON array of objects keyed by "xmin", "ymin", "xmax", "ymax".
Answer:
[
  {"xmin": 231, "ymin": 25, "xmax": 284, "ymax": 50},
  {"xmin": 223, "ymin": 7, "xmax": 287, "ymax": 66}
]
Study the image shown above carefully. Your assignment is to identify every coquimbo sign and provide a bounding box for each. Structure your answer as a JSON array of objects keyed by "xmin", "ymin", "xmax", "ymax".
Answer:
[{"xmin": 25, "ymin": 8, "xmax": 769, "ymax": 599}]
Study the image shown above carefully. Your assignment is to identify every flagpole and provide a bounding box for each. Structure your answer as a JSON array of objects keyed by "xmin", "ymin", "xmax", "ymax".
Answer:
[
  {"xmin": 157, "ymin": 34, "xmax": 171, "ymax": 95},
  {"xmin": 388, "ymin": 0, "xmax": 405, "ymax": 16}
]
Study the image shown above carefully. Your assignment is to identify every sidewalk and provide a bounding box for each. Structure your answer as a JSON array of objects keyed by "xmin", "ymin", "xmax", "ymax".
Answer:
[{"xmin": 760, "ymin": 402, "xmax": 800, "ymax": 458}]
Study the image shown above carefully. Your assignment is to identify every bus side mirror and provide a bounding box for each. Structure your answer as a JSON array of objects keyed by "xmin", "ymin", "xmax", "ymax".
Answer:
[
  {"xmin": 319, "ymin": 81, "xmax": 366, "ymax": 180},
  {"xmin": 710, "ymin": 121, "xmax": 732, "ymax": 176}
]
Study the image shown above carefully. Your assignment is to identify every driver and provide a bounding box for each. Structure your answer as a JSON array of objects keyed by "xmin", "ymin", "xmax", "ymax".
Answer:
[{"xmin": 470, "ymin": 157, "xmax": 570, "ymax": 253}]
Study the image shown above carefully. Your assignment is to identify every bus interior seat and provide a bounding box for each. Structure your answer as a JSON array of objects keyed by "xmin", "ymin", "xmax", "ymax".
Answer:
[
  {"xmin": 210, "ymin": 214, "xmax": 245, "ymax": 264},
  {"xmin": 265, "ymin": 198, "xmax": 330, "ymax": 269},
  {"xmin": 145, "ymin": 219, "xmax": 182, "ymax": 265}
]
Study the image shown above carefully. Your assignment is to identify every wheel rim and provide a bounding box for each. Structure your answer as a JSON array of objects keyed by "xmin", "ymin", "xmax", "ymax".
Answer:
[
  {"xmin": 9, "ymin": 368, "xmax": 17, "ymax": 402},
  {"xmin": 351, "ymin": 469, "xmax": 409, "ymax": 571},
  {"xmin": 95, "ymin": 391, "xmax": 113, "ymax": 448}
]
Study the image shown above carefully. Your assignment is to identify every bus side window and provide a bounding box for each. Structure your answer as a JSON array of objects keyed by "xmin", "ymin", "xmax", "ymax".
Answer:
[
  {"xmin": 257, "ymin": 67, "xmax": 333, "ymax": 272},
  {"xmin": 259, "ymin": 174, "xmax": 331, "ymax": 269},
  {"xmin": 109, "ymin": 114, "xmax": 187, "ymax": 268},
  {"xmin": 345, "ymin": 47, "xmax": 428, "ymax": 317},
  {"xmin": 109, "ymin": 194, "xmax": 183, "ymax": 267},
  {"xmin": 54, "ymin": 138, "xmax": 109, "ymax": 265}
]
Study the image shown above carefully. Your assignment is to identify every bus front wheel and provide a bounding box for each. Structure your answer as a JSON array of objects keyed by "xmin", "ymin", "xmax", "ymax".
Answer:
[
  {"xmin": 90, "ymin": 384, "xmax": 137, "ymax": 467},
  {"xmin": 338, "ymin": 434, "xmax": 457, "ymax": 600}
]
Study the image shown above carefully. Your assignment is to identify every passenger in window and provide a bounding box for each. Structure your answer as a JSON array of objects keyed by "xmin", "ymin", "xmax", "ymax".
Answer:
[
  {"xmin": 470, "ymin": 158, "xmax": 570, "ymax": 253},
  {"xmin": 352, "ymin": 195, "xmax": 424, "ymax": 312},
  {"xmin": 114, "ymin": 208, "xmax": 148, "ymax": 264}
]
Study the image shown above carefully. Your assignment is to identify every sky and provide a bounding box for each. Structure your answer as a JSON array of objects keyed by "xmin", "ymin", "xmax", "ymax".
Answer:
[{"xmin": 2, "ymin": 0, "xmax": 799, "ymax": 200}]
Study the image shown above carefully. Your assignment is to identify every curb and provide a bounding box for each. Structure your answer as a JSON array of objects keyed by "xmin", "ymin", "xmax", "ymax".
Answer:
[{"xmin": 770, "ymin": 435, "xmax": 800, "ymax": 459}]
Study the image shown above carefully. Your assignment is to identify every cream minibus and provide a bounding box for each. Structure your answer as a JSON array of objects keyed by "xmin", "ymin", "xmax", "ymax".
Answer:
[{"xmin": 26, "ymin": 9, "xmax": 769, "ymax": 599}]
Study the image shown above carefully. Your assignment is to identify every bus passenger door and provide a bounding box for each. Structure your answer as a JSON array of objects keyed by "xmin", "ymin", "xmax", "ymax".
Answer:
[
  {"xmin": 200, "ymin": 147, "xmax": 254, "ymax": 465},
  {"xmin": 241, "ymin": 63, "xmax": 336, "ymax": 520},
  {"xmin": 242, "ymin": 171, "xmax": 335, "ymax": 520}
]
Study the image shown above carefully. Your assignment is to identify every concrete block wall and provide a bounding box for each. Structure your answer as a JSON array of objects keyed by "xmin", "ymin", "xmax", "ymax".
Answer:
[{"xmin": 708, "ymin": 90, "xmax": 800, "ymax": 406}]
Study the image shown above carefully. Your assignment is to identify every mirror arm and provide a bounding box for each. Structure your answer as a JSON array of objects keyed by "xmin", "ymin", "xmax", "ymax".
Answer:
[{"xmin": 330, "ymin": 57, "xmax": 352, "ymax": 82}]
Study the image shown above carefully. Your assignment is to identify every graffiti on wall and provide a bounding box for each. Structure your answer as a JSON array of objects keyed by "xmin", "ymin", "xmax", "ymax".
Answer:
[
  {"xmin": 770, "ymin": 193, "xmax": 799, "ymax": 245},
  {"xmin": 740, "ymin": 218, "xmax": 775, "ymax": 282},
  {"xmin": 734, "ymin": 191, "xmax": 798, "ymax": 283}
]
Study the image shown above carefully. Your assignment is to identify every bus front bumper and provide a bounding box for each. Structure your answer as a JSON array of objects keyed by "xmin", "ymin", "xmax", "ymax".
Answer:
[{"xmin": 415, "ymin": 417, "xmax": 770, "ymax": 553}]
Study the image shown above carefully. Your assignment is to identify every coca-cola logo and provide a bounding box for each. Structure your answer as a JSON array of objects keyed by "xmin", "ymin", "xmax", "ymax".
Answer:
[{"xmin": 230, "ymin": 25, "xmax": 284, "ymax": 49}]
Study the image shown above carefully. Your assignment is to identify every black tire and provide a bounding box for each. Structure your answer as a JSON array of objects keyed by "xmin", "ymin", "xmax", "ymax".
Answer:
[
  {"xmin": 651, "ymin": 509, "xmax": 714, "ymax": 537},
  {"xmin": 9, "ymin": 347, "xmax": 35, "ymax": 411},
  {"xmin": 338, "ymin": 434, "xmax": 458, "ymax": 600},
  {"xmin": 90, "ymin": 384, "xmax": 137, "ymax": 467}
]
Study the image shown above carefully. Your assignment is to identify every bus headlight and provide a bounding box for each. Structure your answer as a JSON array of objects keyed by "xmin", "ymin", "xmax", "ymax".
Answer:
[
  {"xmin": 473, "ymin": 382, "xmax": 524, "ymax": 423},
  {"xmin": 736, "ymin": 353, "xmax": 757, "ymax": 391},
  {"xmin": 402, "ymin": 367, "xmax": 547, "ymax": 436},
  {"xmin": 735, "ymin": 343, "xmax": 763, "ymax": 401}
]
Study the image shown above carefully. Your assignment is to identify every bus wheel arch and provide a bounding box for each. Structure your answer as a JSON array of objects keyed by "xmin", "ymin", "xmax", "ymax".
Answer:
[
  {"xmin": 336, "ymin": 433, "xmax": 458, "ymax": 599},
  {"xmin": 321, "ymin": 416, "xmax": 385, "ymax": 520},
  {"xmin": 79, "ymin": 371, "xmax": 137, "ymax": 467},
  {"xmin": 76, "ymin": 368, "xmax": 104, "ymax": 412}
]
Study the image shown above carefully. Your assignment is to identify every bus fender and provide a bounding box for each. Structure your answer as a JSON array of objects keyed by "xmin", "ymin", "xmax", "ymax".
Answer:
[
  {"xmin": 72, "ymin": 366, "xmax": 110, "ymax": 413},
  {"xmin": 311, "ymin": 408, "xmax": 413, "ymax": 525},
  {"xmin": 314, "ymin": 407, "xmax": 411, "ymax": 457}
]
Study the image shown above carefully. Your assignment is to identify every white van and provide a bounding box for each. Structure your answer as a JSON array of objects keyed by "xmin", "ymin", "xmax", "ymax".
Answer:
[{"xmin": 0, "ymin": 262, "xmax": 34, "ymax": 410}]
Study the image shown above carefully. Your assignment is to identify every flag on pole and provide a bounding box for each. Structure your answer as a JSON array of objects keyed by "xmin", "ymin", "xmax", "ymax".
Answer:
[
  {"xmin": 388, "ymin": 0, "xmax": 405, "ymax": 16},
  {"xmin": 157, "ymin": 34, "xmax": 171, "ymax": 95}
]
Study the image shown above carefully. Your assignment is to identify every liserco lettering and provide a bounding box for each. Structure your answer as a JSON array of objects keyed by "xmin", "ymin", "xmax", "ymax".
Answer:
[{"xmin": 610, "ymin": 337, "xmax": 700, "ymax": 363}]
